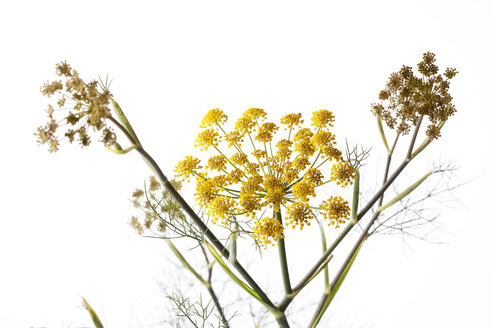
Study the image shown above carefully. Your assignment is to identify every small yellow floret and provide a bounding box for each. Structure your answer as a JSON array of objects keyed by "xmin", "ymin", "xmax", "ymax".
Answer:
[
  {"xmin": 263, "ymin": 174, "xmax": 283, "ymax": 191},
  {"xmin": 255, "ymin": 122, "xmax": 279, "ymax": 143},
  {"xmin": 295, "ymin": 138, "xmax": 316, "ymax": 157},
  {"xmin": 207, "ymin": 155, "xmax": 227, "ymax": 171},
  {"xmin": 285, "ymin": 202, "xmax": 314, "ymax": 230},
  {"xmin": 239, "ymin": 193, "xmax": 261, "ymax": 217},
  {"xmin": 292, "ymin": 157, "xmax": 310, "ymax": 171},
  {"xmin": 231, "ymin": 152, "xmax": 249, "ymax": 166},
  {"xmin": 208, "ymin": 196, "xmax": 236, "ymax": 225},
  {"xmin": 243, "ymin": 108, "xmax": 267, "ymax": 121},
  {"xmin": 331, "ymin": 161, "xmax": 356, "ymax": 187},
  {"xmin": 235, "ymin": 116, "xmax": 255, "ymax": 135},
  {"xmin": 293, "ymin": 128, "xmax": 314, "ymax": 142},
  {"xmin": 228, "ymin": 168, "xmax": 245, "ymax": 184},
  {"xmin": 303, "ymin": 168, "xmax": 324, "ymax": 186},
  {"xmin": 175, "ymin": 156, "xmax": 202, "ymax": 181},
  {"xmin": 312, "ymin": 110, "xmax": 335, "ymax": 129},
  {"xmin": 275, "ymin": 139, "xmax": 293, "ymax": 161},
  {"xmin": 252, "ymin": 216, "xmax": 284, "ymax": 247},
  {"xmin": 195, "ymin": 129, "xmax": 220, "ymax": 150},
  {"xmin": 311, "ymin": 131, "xmax": 336, "ymax": 158},
  {"xmin": 264, "ymin": 187, "xmax": 286, "ymax": 212},
  {"xmin": 195, "ymin": 176, "xmax": 219, "ymax": 207},
  {"xmin": 200, "ymin": 108, "xmax": 228, "ymax": 128},
  {"xmin": 280, "ymin": 113, "xmax": 303, "ymax": 129},
  {"xmin": 224, "ymin": 130, "xmax": 244, "ymax": 147},
  {"xmin": 241, "ymin": 175, "xmax": 264, "ymax": 194},
  {"xmin": 321, "ymin": 196, "xmax": 350, "ymax": 228},
  {"xmin": 292, "ymin": 180, "xmax": 316, "ymax": 202}
]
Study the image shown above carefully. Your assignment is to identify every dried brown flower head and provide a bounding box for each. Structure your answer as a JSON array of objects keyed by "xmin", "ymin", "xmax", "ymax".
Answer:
[
  {"xmin": 371, "ymin": 52, "xmax": 458, "ymax": 140},
  {"xmin": 36, "ymin": 61, "xmax": 116, "ymax": 152}
]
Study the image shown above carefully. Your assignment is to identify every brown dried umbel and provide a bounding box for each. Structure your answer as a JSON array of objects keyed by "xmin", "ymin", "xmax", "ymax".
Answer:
[
  {"xmin": 36, "ymin": 61, "xmax": 116, "ymax": 152},
  {"xmin": 372, "ymin": 52, "xmax": 458, "ymax": 140}
]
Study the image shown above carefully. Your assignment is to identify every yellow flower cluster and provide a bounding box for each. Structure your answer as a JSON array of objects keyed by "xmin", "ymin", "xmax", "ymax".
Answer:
[
  {"xmin": 321, "ymin": 196, "xmax": 351, "ymax": 228},
  {"xmin": 174, "ymin": 108, "xmax": 357, "ymax": 246},
  {"xmin": 331, "ymin": 161, "xmax": 356, "ymax": 187},
  {"xmin": 200, "ymin": 108, "xmax": 228, "ymax": 128},
  {"xmin": 195, "ymin": 129, "xmax": 220, "ymax": 150},
  {"xmin": 280, "ymin": 113, "xmax": 303, "ymax": 129},
  {"xmin": 252, "ymin": 216, "xmax": 285, "ymax": 247},
  {"xmin": 207, "ymin": 155, "xmax": 227, "ymax": 171},
  {"xmin": 285, "ymin": 202, "xmax": 313, "ymax": 230},
  {"xmin": 174, "ymin": 156, "xmax": 202, "ymax": 181}
]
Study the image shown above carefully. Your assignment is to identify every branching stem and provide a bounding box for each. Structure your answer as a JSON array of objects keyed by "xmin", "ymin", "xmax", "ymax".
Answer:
[{"xmin": 108, "ymin": 115, "xmax": 276, "ymax": 310}]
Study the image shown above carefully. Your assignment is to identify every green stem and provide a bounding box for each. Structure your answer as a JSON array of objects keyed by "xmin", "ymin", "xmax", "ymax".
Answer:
[
  {"xmin": 200, "ymin": 244, "xmax": 229, "ymax": 328},
  {"xmin": 264, "ymin": 142, "xmax": 273, "ymax": 175},
  {"xmin": 276, "ymin": 210, "xmax": 292, "ymax": 295},
  {"xmin": 350, "ymin": 171, "xmax": 360, "ymax": 223},
  {"xmin": 229, "ymin": 223, "xmax": 238, "ymax": 263},
  {"xmin": 207, "ymin": 284, "xmax": 229, "ymax": 328},
  {"xmin": 166, "ymin": 240, "xmax": 209, "ymax": 287},
  {"xmin": 275, "ymin": 312, "xmax": 291, "ymax": 328},
  {"xmin": 216, "ymin": 122, "xmax": 247, "ymax": 157},
  {"xmin": 378, "ymin": 170, "xmax": 433, "ymax": 212},
  {"xmin": 214, "ymin": 145, "xmax": 238, "ymax": 170},
  {"xmin": 309, "ymin": 152, "xmax": 322, "ymax": 170},
  {"xmin": 410, "ymin": 121, "xmax": 445, "ymax": 160},
  {"xmin": 278, "ymin": 221, "xmax": 353, "ymax": 311},
  {"xmin": 278, "ymin": 224, "xmax": 333, "ymax": 311},
  {"xmin": 377, "ymin": 114, "xmax": 390, "ymax": 154},
  {"xmin": 319, "ymin": 222, "xmax": 329, "ymax": 287},
  {"xmin": 248, "ymin": 132, "xmax": 267, "ymax": 176},
  {"xmin": 307, "ymin": 236, "xmax": 366, "ymax": 328},
  {"xmin": 309, "ymin": 117, "xmax": 425, "ymax": 325},
  {"xmin": 205, "ymin": 240, "xmax": 275, "ymax": 311}
]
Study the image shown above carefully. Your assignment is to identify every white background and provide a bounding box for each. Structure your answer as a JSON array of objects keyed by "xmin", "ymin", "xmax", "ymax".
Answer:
[{"xmin": 1, "ymin": 0, "xmax": 491, "ymax": 327}]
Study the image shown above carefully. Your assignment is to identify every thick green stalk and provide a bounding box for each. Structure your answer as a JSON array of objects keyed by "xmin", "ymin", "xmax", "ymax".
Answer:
[
  {"xmin": 351, "ymin": 171, "xmax": 360, "ymax": 223},
  {"xmin": 319, "ymin": 222, "xmax": 329, "ymax": 287},
  {"xmin": 276, "ymin": 210, "xmax": 292, "ymax": 295},
  {"xmin": 275, "ymin": 313, "xmax": 291, "ymax": 328}
]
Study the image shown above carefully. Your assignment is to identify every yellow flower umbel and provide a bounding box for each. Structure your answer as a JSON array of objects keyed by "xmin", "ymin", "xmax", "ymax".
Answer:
[{"xmin": 175, "ymin": 108, "xmax": 356, "ymax": 246}]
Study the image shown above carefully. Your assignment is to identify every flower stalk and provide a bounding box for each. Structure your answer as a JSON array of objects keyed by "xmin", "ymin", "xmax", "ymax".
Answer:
[
  {"xmin": 36, "ymin": 52, "xmax": 458, "ymax": 327},
  {"xmin": 276, "ymin": 210, "xmax": 292, "ymax": 295}
]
